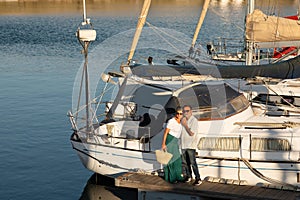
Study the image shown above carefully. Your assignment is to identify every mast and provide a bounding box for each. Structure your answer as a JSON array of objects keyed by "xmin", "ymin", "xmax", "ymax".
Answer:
[
  {"xmin": 298, "ymin": 0, "xmax": 300, "ymax": 19},
  {"xmin": 127, "ymin": 0, "xmax": 151, "ymax": 65},
  {"xmin": 83, "ymin": 0, "xmax": 87, "ymax": 22},
  {"xmin": 191, "ymin": 0, "xmax": 210, "ymax": 49},
  {"xmin": 245, "ymin": 0, "xmax": 255, "ymax": 65},
  {"xmin": 114, "ymin": 0, "xmax": 151, "ymax": 118},
  {"xmin": 76, "ymin": 0, "xmax": 96, "ymax": 130},
  {"xmin": 247, "ymin": 0, "xmax": 255, "ymax": 15}
]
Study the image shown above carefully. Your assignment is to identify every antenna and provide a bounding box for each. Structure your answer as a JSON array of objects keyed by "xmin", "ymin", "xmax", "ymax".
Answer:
[
  {"xmin": 75, "ymin": 0, "xmax": 97, "ymax": 130},
  {"xmin": 83, "ymin": 0, "xmax": 87, "ymax": 23},
  {"xmin": 76, "ymin": 0, "xmax": 96, "ymax": 43}
]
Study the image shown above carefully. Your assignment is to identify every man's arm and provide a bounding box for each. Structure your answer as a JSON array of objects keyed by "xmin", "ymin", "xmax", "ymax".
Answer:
[{"xmin": 181, "ymin": 117, "xmax": 194, "ymax": 136}]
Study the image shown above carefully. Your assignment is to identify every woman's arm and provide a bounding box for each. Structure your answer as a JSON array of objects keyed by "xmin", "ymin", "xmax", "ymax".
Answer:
[{"xmin": 161, "ymin": 127, "xmax": 170, "ymax": 150}]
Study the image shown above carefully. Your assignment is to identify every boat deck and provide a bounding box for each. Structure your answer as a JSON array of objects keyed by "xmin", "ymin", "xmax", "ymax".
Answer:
[{"xmin": 115, "ymin": 172, "xmax": 300, "ymax": 200}]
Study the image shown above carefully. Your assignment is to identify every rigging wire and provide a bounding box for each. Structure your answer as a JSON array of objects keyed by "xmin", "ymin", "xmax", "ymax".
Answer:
[
  {"xmin": 209, "ymin": 7, "xmax": 244, "ymax": 32},
  {"xmin": 145, "ymin": 21, "xmax": 218, "ymax": 66},
  {"xmin": 145, "ymin": 21, "xmax": 189, "ymax": 57},
  {"xmin": 89, "ymin": 82, "xmax": 110, "ymax": 127},
  {"xmin": 73, "ymin": 83, "xmax": 116, "ymax": 117}
]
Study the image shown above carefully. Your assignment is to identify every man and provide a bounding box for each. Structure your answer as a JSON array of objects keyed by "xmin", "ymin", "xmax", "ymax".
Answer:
[{"xmin": 181, "ymin": 105, "xmax": 202, "ymax": 185}]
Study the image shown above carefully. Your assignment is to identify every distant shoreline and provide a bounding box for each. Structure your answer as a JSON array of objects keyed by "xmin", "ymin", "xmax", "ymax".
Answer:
[
  {"xmin": 0, "ymin": 0, "xmax": 200, "ymax": 1},
  {"xmin": 0, "ymin": 0, "xmax": 203, "ymax": 16},
  {"xmin": 0, "ymin": 0, "xmax": 296, "ymax": 17}
]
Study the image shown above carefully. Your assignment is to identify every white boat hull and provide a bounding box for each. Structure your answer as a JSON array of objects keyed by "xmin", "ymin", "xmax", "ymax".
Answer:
[
  {"xmin": 71, "ymin": 140, "xmax": 160, "ymax": 176},
  {"xmin": 71, "ymin": 139, "xmax": 300, "ymax": 188}
]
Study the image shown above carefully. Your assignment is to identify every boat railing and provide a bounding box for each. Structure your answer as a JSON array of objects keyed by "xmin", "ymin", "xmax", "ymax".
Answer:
[
  {"xmin": 93, "ymin": 122, "xmax": 152, "ymax": 152},
  {"xmin": 104, "ymin": 101, "xmax": 137, "ymax": 120},
  {"xmin": 208, "ymin": 37, "xmax": 245, "ymax": 56},
  {"xmin": 208, "ymin": 37, "xmax": 277, "ymax": 63}
]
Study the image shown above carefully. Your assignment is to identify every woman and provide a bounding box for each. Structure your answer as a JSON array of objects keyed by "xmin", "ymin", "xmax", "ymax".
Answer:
[{"xmin": 161, "ymin": 107, "xmax": 184, "ymax": 183}]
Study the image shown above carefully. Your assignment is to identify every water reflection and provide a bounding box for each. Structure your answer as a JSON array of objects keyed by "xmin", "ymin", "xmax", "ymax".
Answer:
[{"xmin": 79, "ymin": 174, "xmax": 138, "ymax": 200}]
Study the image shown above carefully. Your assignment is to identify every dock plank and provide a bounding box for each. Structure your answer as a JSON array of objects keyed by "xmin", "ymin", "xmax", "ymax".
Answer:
[
  {"xmin": 251, "ymin": 188, "xmax": 272, "ymax": 199},
  {"xmin": 115, "ymin": 172, "xmax": 300, "ymax": 200},
  {"xmin": 276, "ymin": 190, "xmax": 298, "ymax": 200},
  {"xmin": 242, "ymin": 186, "xmax": 261, "ymax": 197},
  {"xmin": 228, "ymin": 185, "xmax": 250, "ymax": 196}
]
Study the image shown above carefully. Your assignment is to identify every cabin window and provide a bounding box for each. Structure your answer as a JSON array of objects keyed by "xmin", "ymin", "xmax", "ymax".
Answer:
[
  {"xmin": 230, "ymin": 95, "xmax": 249, "ymax": 112},
  {"xmin": 218, "ymin": 104, "xmax": 235, "ymax": 117},
  {"xmin": 198, "ymin": 137, "xmax": 240, "ymax": 151},
  {"xmin": 251, "ymin": 138, "xmax": 291, "ymax": 151},
  {"xmin": 176, "ymin": 84, "xmax": 249, "ymax": 120}
]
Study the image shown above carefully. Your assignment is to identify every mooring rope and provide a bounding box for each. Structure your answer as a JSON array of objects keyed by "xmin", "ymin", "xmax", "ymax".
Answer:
[{"xmin": 241, "ymin": 158, "xmax": 298, "ymax": 190}]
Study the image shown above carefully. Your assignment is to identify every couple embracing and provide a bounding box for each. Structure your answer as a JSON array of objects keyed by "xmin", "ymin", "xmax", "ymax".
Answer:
[{"xmin": 161, "ymin": 105, "xmax": 202, "ymax": 185}]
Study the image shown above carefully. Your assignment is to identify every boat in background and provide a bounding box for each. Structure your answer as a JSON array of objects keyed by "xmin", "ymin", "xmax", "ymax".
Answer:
[
  {"xmin": 225, "ymin": 77, "xmax": 300, "ymax": 116},
  {"xmin": 69, "ymin": 0, "xmax": 300, "ymax": 191},
  {"xmin": 164, "ymin": 0, "xmax": 300, "ymax": 79},
  {"xmin": 197, "ymin": 0, "xmax": 300, "ymax": 65}
]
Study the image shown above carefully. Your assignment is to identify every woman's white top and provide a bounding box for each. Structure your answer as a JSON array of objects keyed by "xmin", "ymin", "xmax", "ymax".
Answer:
[{"xmin": 166, "ymin": 117, "xmax": 183, "ymax": 138}]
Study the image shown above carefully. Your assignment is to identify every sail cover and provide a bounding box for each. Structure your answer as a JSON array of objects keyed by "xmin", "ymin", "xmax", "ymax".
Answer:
[
  {"xmin": 246, "ymin": 9, "xmax": 300, "ymax": 42},
  {"xmin": 130, "ymin": 54, "xmax": 300, "ymax": 79}
]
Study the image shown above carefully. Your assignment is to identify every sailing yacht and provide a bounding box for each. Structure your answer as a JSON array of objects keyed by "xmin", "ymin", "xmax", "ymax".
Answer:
[
  {"xmin": 195, "ymin": 0, "xmax": 300, "ymax": 65},
  {"xmin": 69, "ymin": 0, "xmax": 300, "ymax": 191},
  {"xmin": 70, "ymin": 65, "xmax": 300, "ymax": 189},
  {"xmin": 166, "ymin": 0, "xmax": 300, "ymax": 79}
]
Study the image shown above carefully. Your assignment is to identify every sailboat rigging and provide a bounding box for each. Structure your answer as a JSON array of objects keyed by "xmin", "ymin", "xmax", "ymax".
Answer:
[
  {"xmin": 69, "ymin": 0, "xmax": 300, "ymax": 191},
  {"xmin": 71, "ymin": 0, "xmax": 96, "ymax": 131}
]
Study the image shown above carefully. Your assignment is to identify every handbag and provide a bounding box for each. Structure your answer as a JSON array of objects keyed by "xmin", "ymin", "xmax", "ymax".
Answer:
[{"xmin": 155, "ymin": 149, "xmax": 173, "ymax": 165}]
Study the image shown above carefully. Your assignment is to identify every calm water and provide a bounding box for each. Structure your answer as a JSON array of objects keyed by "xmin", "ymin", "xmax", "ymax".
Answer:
[{"xmin": 0, "ymin": 1, "xmax": 298, "ymax": 199}]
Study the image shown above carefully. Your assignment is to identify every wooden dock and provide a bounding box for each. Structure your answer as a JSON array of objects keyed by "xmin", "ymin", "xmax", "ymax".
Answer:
[{"xmin": 115, "ymin": 172, "xmax": 300, "ymax": 200}]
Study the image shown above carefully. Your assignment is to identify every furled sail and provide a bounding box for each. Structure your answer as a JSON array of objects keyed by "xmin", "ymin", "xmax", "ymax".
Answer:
[{"xmin": 246, "ymin": 9, "xmax": 300, "ymax": 43}]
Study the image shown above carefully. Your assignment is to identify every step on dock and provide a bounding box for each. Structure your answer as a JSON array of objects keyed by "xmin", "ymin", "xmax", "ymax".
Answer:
[{"xmin": 115, "ymin": 172, "xmax": 300, "ymax": 200}]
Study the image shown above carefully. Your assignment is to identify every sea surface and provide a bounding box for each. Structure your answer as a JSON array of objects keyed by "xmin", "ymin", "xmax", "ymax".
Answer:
[{"xmin": 0, "ymin": 0, "xmax": 298, "ymax": 199}]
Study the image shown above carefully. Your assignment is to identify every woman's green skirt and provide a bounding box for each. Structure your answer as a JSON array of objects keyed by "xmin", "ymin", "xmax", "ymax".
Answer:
[{"xmin": 164, "ymin": 134, "xmax": 183, "ymax": 183}]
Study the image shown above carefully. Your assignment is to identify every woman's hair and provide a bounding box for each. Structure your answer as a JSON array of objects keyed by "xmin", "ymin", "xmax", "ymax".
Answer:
[{"xmin": 175, "ymin": 106, "xmax": 182, "ymax": 113}]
